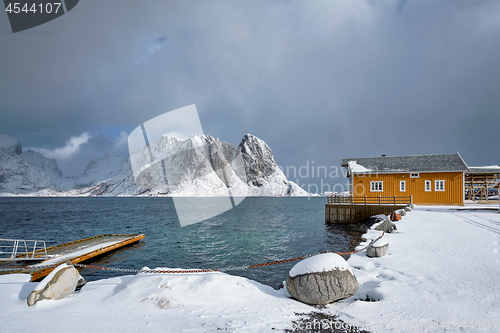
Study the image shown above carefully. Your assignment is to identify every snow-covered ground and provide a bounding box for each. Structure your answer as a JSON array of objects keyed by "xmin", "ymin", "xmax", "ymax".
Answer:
[{"xmin": 1, "ymin": 205, "xmax": 499, "ymax": 332}]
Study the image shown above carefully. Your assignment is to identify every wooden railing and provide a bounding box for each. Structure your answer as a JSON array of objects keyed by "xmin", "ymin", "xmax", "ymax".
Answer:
[{"xmin": 327, "ymin": 195, "xmax": 412, "ymax": 205}]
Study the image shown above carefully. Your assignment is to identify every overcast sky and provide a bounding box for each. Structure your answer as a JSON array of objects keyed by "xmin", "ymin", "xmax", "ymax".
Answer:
[{"xmin": 0, "ymin": 0, "xmax": 499, "ymax": 188}]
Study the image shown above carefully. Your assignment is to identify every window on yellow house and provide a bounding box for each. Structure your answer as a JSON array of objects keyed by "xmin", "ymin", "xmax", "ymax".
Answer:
[
  {"xmin": 425, "ymin": 180, "xmax": 431, "ymax": 191},
  {"xmin": 400, "ymin": 181, "xmax": 406, "ymax": 192},
  {"xmin": 370, "ymin": 181, "xmax": 383, "ymax": 192},
  {"xmin": 435, "ymin": 180, "xmax": 445, "ymax": 191}
]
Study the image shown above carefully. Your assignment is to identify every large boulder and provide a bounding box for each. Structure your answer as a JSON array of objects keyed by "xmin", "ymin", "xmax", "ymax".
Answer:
[
  {"xmin": 375, "ymin": 219, "xmax": 397, "ymax": 233},
  {"xmin": 366, "ymin": 239, "xmax": 389, "ymax": 258},
  {"xmin": 27, "ymin": 263, "xmax": 81, "ymax": 306},
  {"xmin": 285, "ymin": 253, "xmax": 358, "ymax": 305}
]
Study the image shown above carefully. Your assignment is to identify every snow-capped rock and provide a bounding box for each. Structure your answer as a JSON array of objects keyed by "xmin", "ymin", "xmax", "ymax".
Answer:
[
  {"xmin": 240, "ymin": 134, "xmax": 306, "ymax": 196},
  {"xmin": 0, "ymin": 149, "xmax": 62, "ymax": 194},
  {"xmin": 20, "ymin": 150, "xmax": 74, "ymax": 190},
  {"xmin": 0, "ymin": 134, "xmax": 77, "ymax": 193}
]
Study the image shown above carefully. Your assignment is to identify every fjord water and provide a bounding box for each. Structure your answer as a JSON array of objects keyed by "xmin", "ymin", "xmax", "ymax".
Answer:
[{"xmin": 0, "ymin": 197, "xmax": 369, "ymax": 288}]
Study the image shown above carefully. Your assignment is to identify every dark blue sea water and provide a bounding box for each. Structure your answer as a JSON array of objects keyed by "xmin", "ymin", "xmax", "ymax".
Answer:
[{"xmin": 0, "ymin": 197, "xmax": 370, "ymax": 289}]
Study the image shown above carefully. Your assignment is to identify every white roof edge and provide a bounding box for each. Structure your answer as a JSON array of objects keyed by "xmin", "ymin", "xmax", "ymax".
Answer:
[
  {"xmin": 457, "ymin": 152, "xmax": 470, "ymax": 173},
  {"xmin": 342, "ymin": 152, "xmax": 463, "ymax": 161},
  {"xmin": 350, "ymin": 170, "xmax": 469, "ymax": 175}
]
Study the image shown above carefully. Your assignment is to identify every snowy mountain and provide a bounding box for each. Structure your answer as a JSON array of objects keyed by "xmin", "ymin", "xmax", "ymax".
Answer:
[
  {"xmin": 0, "ymin": 135, "xmax": 64, "ymax": 194},
  {"xmin": 239, "ymin": 134, "xmax": 306, "ymax": 196},
  {"xmin": 0, "ymin": 133, "xmax": 308, "ymax": 197},
  {"xmin": 74, "ymin": 154, "xmax": 123, "ymax": 189},
  {"xmin": 65, "ymin": 134, "xmax": 307, "ymax": 197},
  {"xmin": 20, "ymin": 150, "xmax": 74, "ymax": 190}
]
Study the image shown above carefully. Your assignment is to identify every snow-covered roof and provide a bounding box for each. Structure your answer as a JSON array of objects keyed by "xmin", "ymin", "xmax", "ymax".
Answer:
[
  {"xmin": 467, "ymin": 165, "xmax": 500, "ymax": 174},
  {"xmin": 347, "ymin": 161, "xmax": 372, "ymax": 174},
  {"xmin": 341, "ymin": 153, "xmax": 469, "ymax": 174}
]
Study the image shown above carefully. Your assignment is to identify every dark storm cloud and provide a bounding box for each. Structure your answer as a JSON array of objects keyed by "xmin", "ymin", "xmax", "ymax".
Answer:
[
  {"xmin": 0, "ymin": 0, "xmax": 498, "ymax": 179},
  {"xmin": 27, "ymin": 131, "xmax": 128, "ymax": 176}
]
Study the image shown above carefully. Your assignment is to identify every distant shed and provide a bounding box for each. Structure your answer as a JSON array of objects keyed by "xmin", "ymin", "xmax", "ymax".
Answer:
[
  {"xmin": 341, "ymin": 153, "xmax": 469, "ymax": 206},
  {"xmin": 494, "ymin": 181, "xmax": 500, "ymax": 212},
  {"xmin": 465, "ymin": 165, "xmax": 500, "ymax": 201}
]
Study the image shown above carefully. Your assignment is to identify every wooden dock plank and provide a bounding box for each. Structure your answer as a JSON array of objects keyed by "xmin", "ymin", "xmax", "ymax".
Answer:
[{"xmin": 28, "ymin": 234, "xmax": 144, "ymax": 281}]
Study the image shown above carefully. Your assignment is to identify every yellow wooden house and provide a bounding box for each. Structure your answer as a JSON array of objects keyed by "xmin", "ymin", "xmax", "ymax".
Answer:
[{"xmin": 341, "ymin": 153, "xmax": 469, "ymax": 205}]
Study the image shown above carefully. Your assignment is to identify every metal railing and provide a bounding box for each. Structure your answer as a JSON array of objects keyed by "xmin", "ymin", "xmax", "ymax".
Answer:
[
  {"xmin": 328, "ymin": 195, "xmax": 412, "ymax": 205},
  {"xmin": 0, "ymin": 239, "xmax": 50, "ymax": 261}
]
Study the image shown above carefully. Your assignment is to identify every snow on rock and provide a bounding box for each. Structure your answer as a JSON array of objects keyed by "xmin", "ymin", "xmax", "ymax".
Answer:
[
  {"xmin": 0, "ymin": 134, "xmax": 75, "ymax": 193},
  {"xmin": 239, "ymin": 134, "xmax": 307, "ymax": 197},
  {"xmin": 27, "ymin": 263, "xmax": 80, "ymax": 306},
  {"xmin": 33, "ymin": 263, "xmax": 72, "ymax": 292},
  {"xmin": 286, "ymin": 253, "xmax": 359, "ymax": 304},
  {"xmin": 20, "ymin": 150, "xmax": 74, "ymax": 190},
  {"xmin": 0, "ymin": 149, "xmax": 62, "ymax": 194},
  {"xmin": 371, "ymin": 238, "xmax": 388, "ymax": 247},
  {"xmin": 289, "ymin": 253, "xmax": 354, "ymax": 277},
  {"xmin": 347, "ymin": 161, "xmax": 372, "ymax": 174},
  {"xmin": 371, "ymin": 214, "xmax": 387, "ymax": 221}
]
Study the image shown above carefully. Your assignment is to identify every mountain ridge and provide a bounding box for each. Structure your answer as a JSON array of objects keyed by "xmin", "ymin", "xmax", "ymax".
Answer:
[{"xmin": 0, "ymin": 133, "xmax": 308, "ymax": 197}]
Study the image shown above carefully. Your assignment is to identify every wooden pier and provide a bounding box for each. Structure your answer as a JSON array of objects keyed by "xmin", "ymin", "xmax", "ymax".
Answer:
[
  {"xmin": 1, "ymin": 234, "xmax": 144, "ymax": 281},
  {"xmin": 326, "ymin": 196, "xmax": 412, "ymax": 223}
]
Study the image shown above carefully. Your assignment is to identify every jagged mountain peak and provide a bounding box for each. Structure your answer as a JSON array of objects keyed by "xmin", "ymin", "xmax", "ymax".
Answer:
[{"xmin": 0, "ymin": 133, "xmax": 22, "ymax": 155}]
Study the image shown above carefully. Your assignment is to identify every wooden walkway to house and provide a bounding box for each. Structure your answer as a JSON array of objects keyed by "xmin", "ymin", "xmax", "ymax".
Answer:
[{"xmin": 326, "ymin": 196, "xmax": 412, "ymax": 223}]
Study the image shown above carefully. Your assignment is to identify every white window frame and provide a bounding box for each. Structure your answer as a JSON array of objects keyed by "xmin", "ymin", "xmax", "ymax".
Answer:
[
  {"xmin": 425, "ymin": 180, "xmax": 431, "ymax": 192},
  {"xmin": 435, "ymin": 180, "xmax": 445, "ymax": 191},
  {"xmin": 370, "ymin": 181, "xmax": 383, "ymax": 192},
  {"xmin": 410, "ymin": 173, "xmax": 420, "ymax": 178},
  {"xmin": 399, "ymin": 181, "xmax": 406, "ymax": 192}
]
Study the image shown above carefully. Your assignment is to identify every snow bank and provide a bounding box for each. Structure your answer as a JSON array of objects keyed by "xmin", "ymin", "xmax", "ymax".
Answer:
[
  {"xmin": 289, "ymin": 253, "xmax": 354, "ymax": 277},
  {"xmin": 0, "ymin": 269, "xmax": 313, "ymax": 332},
  {"xmin": 331, "ymin": 206, "xmax": 500, "ymax": 332}
]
